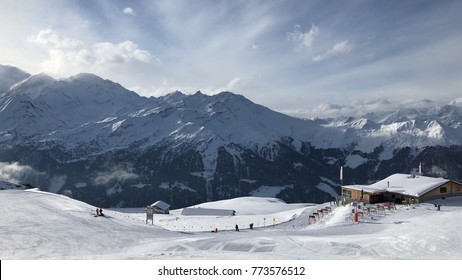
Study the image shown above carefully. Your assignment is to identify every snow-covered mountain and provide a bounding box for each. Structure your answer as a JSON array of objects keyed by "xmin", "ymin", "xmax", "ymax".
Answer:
[
  {"xmin": 0, "ymin": 64, "xmax": 30, "ymax": 93},
  {"xmin": 1, "ymin": 64, "xmax": 462, "ymax": 208}
]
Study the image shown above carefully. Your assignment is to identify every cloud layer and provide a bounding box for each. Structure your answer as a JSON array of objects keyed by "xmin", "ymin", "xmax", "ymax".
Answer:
[
  {"xmin": 283, "ymin": 98, "xmax": 439, "ymax": 119},
  {"xmin": 0, "ymin": 162, "xmax": 44, "ymax": 185},
  {"xmin": 93, "ymin": 166, "xmax": 139, "ymax": 186}
]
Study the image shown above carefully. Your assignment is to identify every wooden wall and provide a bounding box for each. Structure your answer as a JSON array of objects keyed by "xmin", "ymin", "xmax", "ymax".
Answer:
[{"xmin": 420, "ymin": 181, "xmax": 462, "ymax": 202}]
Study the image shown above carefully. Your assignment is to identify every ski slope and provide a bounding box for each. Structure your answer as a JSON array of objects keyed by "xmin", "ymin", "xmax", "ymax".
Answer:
[{"xmin": 1, "ymin": 189, "xmax": 461, "ymax": 259}]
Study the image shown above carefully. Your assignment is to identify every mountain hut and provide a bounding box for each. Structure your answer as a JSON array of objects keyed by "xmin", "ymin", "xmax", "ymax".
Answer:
[{"xmin": 341, "ymin": 173, "xmax": 462, "ymax": 204}]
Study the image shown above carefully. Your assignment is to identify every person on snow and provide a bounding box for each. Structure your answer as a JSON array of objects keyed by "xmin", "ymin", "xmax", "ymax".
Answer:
[
  {"xmin": 235, "ymin": 224, "xmax": 240, "ymax": 232},
  {"xmin": 99, "ymin": 208, "xmax": 104, "ymax": 216},
  {"xmin": 96, "ymin": 208, "xmax": 100, "ymax": 216}
]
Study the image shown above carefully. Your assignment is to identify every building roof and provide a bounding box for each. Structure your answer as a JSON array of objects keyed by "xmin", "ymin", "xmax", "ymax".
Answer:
[
  {"xmin": 375, "ymin": 173, "xmax": 449, "ymax": 197},
  {"xmin": 343, "ymin": 173, "xmax": 450, "ymax": 197},
  {"xmin": 181, "ymin": 207, "xmax": 235, "ymax": 216},
  {"xmin": 151, "ymin": 200, "xmax": 170, "ymax": 210},
  {"xmin": 342, "ymin": 184, "xmax": 386, "ymax": 194}
]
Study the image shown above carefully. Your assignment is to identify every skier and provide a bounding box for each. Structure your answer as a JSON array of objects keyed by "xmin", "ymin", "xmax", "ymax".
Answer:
[
  {"xmin": 96, "ymin": 208, "xmax": 100, "ymax": 216},
  {"xmin": 99, "ymin": 208, "xmax": 104, "ymax": 216},
  {"xmin": 235, "ymin": 224, "xmax": 239, "ymax": 232}
]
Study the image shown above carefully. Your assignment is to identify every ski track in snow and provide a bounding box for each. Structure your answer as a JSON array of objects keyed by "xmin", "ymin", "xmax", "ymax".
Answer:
[{"xmin": 1, "ymin": 189, "xmax": 461, "ymax": 259}]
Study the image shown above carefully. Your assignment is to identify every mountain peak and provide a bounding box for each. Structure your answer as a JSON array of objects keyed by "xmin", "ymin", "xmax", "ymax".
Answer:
[
  {"xmin": 58, "ymin": 73, "xmax": 140, "ymax": 100},
  {"xmin": 7, "ymin": 73, "xmax": 56, "ymax": 99},
  {"xmin": 215, "ymin": 91, "xmax": 238, "ymax": 98},
  {"xmin": 64, "ymin": 73, "xmax": 110, "ymax": 86},
  {"xmin": 0, "ymin": 64, "xmax": 30, "ymax": 77},
  {"xmin": 162, "ymin": 91, "xmax": 187, "ymax": 104},
  {"xmin": 0, "ymin": 64, "xmax": 31, "ymax": 93},
  {"xmin": 213, "ymin": 91, "xmax": 253, "ymax": 105},
  {"xmin": 450, "ymin": 98, "xmax": 462, "ymax": 108},
  {"xmin": 23, "ymin": 72, "xmax": 55, "ymax": 84},
  {"xmin": 69, "ymin": 72, "xmax": 102, "ymax": 80}
]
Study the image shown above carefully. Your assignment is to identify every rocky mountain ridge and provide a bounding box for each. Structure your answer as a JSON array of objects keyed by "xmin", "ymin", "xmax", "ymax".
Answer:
[{"xmin": 1, "ymin": 64, "xmax": 461, "ymax": 207}]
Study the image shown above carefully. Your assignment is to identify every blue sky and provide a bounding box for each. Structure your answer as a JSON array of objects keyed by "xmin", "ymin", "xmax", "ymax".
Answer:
[{"xmin": 1, "ymin": 0, "xmax": 461, "ymax": 117}]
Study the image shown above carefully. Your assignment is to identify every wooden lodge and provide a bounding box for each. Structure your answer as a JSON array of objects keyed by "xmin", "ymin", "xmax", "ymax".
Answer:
[{"xmin": 341, "ymin": 173, "xmax": 462, "ymax": 204}]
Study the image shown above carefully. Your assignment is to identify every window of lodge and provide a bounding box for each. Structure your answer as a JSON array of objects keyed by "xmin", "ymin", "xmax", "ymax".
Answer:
[{"xmin": 342, "ymin": 189, "xmax": 352, "ymax": 198}]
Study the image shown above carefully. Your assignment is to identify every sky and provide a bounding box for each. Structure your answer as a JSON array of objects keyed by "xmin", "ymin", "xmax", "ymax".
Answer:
[{"xmin": 1, "ymin": 0, "xmax": 462, "ymax": 118}]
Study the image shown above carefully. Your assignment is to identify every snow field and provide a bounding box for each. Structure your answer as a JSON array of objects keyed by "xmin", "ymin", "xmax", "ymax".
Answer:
[{"xmin": 1, "ymin": 189, "xmax": 462, "ymax": 259}]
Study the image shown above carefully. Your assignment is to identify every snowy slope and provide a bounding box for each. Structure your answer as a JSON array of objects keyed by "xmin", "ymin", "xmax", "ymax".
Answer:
[
  {"xmin": 0, "ymin": 189, "xmax": 179, "ymax": 259},
  {"xmin": 1, "ymin": 189, "xmax": 461, "ymax": 259}
]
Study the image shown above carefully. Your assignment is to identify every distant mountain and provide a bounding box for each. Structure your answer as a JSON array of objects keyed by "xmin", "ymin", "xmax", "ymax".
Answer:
[{"xmin": 1, "ymin": 66, "xmax": 462, "ymax": 208}]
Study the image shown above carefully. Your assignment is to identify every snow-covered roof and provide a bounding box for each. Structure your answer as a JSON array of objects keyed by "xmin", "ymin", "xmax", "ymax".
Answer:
[
  {"xmin": 181, "ymin": 207, "xmax": 235, "ymax": 216},
  {"xmin": 374, "ymin": 173, "xmax": 449, "ymax": 197},
  {"xmin": 342, "ymin": 184, "xmax": 386, "ymax": 194},
  {"xmin": 151, "ymin": 200, "xmax": 170, "ymax": 210},
  {"xmin": 343, "ymin": 174, "xmax": 450, "ymax": 197}
]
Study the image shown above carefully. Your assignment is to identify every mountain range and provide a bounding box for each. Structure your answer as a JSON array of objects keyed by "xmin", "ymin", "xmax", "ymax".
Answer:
[{"xmin": 1, "ymin": 64, "xmax": 462, "ymax": 208}]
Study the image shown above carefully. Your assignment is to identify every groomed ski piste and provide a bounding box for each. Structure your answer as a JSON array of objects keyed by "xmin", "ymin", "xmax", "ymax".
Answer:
[{"xmin": 1, "ymin": 188, "xmax": 462, "ymax": 260}]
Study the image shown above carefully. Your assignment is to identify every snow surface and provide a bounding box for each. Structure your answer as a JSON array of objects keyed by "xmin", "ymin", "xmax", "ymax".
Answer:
[{"xmin": 1, "ymin": 189, "xmax": 462, "ymax": 260}]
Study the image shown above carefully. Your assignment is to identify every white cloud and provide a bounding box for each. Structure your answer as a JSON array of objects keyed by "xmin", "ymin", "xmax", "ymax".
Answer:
[
  {"xmin": 284, "ymin": 98, "xmax": 438, "ymax": 119},
  {"xmin": 313, "ymin": 40, "xmax": 353, "ymax": 62},
  {"xmin": 28, "ymin": 29, "xmax": 82, "ymax": 49},
  {"xmin": 203, "ymin": 77, "xmax": 243, "ymax": 95},
  {"xmin": 123, "ymin": 7, "xmax": 136, "ymax": 16},
  {"xmin": 92, "ymin": 41, "xmax": 152, "ymax": 64},
  {"xmin": 28, "ymin": 29, "xmax": 154, "ymax": 74},
  {"xmin": 0, "ymin": 162, "xmax": 44, "ymax": 184},
  {"xmin": 93, "ymin": 167, "xmax": 139, "ymax": 186},
  {"xmin": 225, "ymin": 77, "xmax": 241, "ymax": 91},
  {"xmin": 75, "ymin": 49, "xmax": 97, "ymax": 65},
  {"xmin": 287, "ymin": 24, "xmax": 319, "ymax": 52}
]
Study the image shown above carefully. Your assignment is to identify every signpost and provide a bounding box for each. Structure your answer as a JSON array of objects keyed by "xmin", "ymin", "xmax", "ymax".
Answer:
[{"xmin": 146, "ymin": 206, "xmax": 154, "ymax": 225}]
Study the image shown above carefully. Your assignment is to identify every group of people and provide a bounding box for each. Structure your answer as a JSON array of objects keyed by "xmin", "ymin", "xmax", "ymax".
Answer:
[
  {"xmin": 96, "ymin": 208, "xmax": 104, "ymax": 216},
  {"xmin": 211, "ymin": 223, "xmax": 255, "ymax": 233}
]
